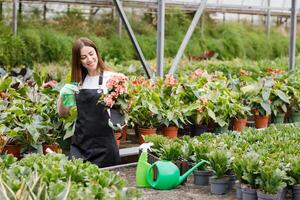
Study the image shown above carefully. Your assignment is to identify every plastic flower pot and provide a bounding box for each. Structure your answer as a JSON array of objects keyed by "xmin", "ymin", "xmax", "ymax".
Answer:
[
  {"xmin": 193, "ymin": 169, "xmax": 213, "ymax": 186},
  {"xmin": 2, "ymin": 144, "xmax": 21, "ymax": 159},
  {"xmin": 290, "ymin": 111, "xmax": 300, "ymax": 123},
  {"xmin": 190, "ymin": 124, "xmax": 208, "ymax": 137},
  {"xmin": 225, "ymin": 174, "xmax": 236, "ymax": 191},
  {"xmin": 242, "ymin": 187, "xmax": 257, "ymax": 200},
  {"xmin": 273, "ymin": 113, "xmax": 285, "ymax": 124},
  {"xmin": 214, "ymin": 124, "xmax": 229, "ymax": 134},
  {"xmin": 163, "ymin": 126, "xmax": 178, "ymax": 139},
  {"xmin": 175, "ymin": 160, "xmax": 190, "ymax": 184},
  {"xmin": 235, "ymin": 181, "xmax": 242, "ymax": 200},
  {"xmin": 120, "ymin": 126, "xmax": 127, "ymax": 141},
  {"xmin": 209, "ymin": 176, "xmax": 230, "ymax": 195},
  {"xmin": 255, "ymin": 115, "xmax": 269, "ymax": 129},
  {"xmin": 257, "ymin": 190, "xmax": 281, "ymax": 200},
  {"xmin": 138, "ymin": 127, "xmax": 156, "ymax": 144},
  {"xmin": 233, "ymin": 118, "xmax": 247, "ymax": 132},
  {"xmin": 42, "ymin": 143, "xmax": 61, "ymax": 154},
  {"xmin": 293, "ymin": 185, "xmax": 300, "ymax": 200},
  {"xmin": 114, "ymin": 132, "xmax": 122, "ymax": 148}
]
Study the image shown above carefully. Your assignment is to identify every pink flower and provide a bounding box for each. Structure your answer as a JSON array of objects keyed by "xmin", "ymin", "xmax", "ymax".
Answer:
[
  {"xmin": 110, "ymin": 91, "xmax": 118, "ymax": 99},
  {"xmin": 190, "ymin": 69, "xmax": 204, "ymax": 78},
  {"xmin": 104, "ymin": 96, "xmax": 115, "ymax": 108},
  {"xmin": 164, "ymin": 74, "xmax": 177, "ymax": 86},
  {"xmin": 197, "ymin": 107, "xmax": 204, "ymax": 113}
]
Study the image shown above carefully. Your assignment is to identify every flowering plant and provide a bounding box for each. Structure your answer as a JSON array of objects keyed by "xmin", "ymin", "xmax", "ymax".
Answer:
[{"xmin": 99, "ymin": 74, "xmax": 131, "ymax": 130}]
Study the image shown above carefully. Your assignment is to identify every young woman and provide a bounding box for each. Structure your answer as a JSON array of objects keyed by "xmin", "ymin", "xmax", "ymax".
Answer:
[{"xmin": 57, "ymin": 37, "xmax": 120, "ymax": 167}]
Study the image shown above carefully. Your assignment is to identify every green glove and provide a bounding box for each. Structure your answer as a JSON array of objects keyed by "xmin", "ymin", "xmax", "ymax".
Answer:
[{"xmin": 59, "ymin": 83, "xmax": 79, "ymax": 96}]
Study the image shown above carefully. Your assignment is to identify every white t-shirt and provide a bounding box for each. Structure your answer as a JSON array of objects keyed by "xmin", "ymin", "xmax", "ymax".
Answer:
[{"xmin": 81, "ymin": 71, "xmax": 120, "ymax": 94}]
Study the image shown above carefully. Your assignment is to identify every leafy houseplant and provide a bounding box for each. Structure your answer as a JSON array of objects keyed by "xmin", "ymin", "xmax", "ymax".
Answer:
[
  {"xmin": 208, "ymin": 149, "xmax": 232, "ymax": 195},
  {"xmin": 242, "ymin": 77, "xmax": 274, "ymax": 128},
  {"xmin": 156, "ymin": 75, "xmax": 194, "ymax": 138},
  {"xmin": 128, "ymin": 78, "xmax": 160, "ymax": 143},
  {"xmin": 256, "ymin": 162, "xmax": 287, "ymax": 196}
]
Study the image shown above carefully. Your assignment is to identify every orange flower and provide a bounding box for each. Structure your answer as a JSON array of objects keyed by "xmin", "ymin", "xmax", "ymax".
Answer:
[
  {"xmin": 164, "ymin": 74, "xmax": 177, "ymax": 86},
  {"xmin": 240, "ymin": 69, "xmax": 250, "ymax": 76}
]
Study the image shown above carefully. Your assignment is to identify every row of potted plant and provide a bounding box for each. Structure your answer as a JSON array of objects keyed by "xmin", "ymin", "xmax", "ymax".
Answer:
[
  {"xmin": 145, "ymin": 123, "xmax": 300, "ymax": 199},
  {"xmin": 128, "ymin": 68, "xmax": 300, "ymax": 142},
  {"xmin": 0, "ymin": 153, "xmax": 140, "ymax": 199},
  {"xmin": 0, "ymin": 73, "xmax": 63, "ymax": 157}
]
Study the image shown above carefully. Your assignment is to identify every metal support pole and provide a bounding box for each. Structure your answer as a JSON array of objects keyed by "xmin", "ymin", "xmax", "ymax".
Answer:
[
  {"xmin": 43, "ymin": 3, "xmax": 47, "ymax": 23},
  {"xmin": 0, "ymin": 2, "xmax": 3, "ymax": 21},
  {"xmin": 266, "ymin": 0, "xmax": 271, "ymax": 39},
  {"xmin": 113, "ymin": 0, "xmax": 152, "ymax": 79},
  {"xmin": 169, "ymin": 0, "xmax": 207, "ymax": 75},
  {"xmin": 18, "ymin": 1, "xmax": 22, "ymax": 20},
  {"xmin": 12, "ymin": 0, "xmax": 18, "ymax": 35},
  {"xmin": 156, "ymin": 0, "xmax": 165, "ymax": 77},
  {"xmin": 117, "ymin": 0, "xmax": 122, "ymax": 37},
  {"xmin": 289, "ymin": 0, "xmax": 298, "ymax": 70}
]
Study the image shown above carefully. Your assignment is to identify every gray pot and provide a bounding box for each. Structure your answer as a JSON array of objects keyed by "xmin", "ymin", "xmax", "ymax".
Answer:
[
  {"xmin": 257, "ymin": 190, "xmax": 280, "ymax": 200},
  {"xmin": 225, "ymin": 174, "xmax": 236, "ymax": 191},
  {"xmin": 273, "ymin": 113, "xmax": 285, "ymax": 124},
  {"xmin": 209, "ymin": 176, "xmax": 230, "ymax": 195},
  {"xmin": 193, "ymin": 170, "xmax": 213, "ymax": 186},
  {"xmin": 278, "ymin": 187, "xmax": 287, "ymax": 200},
  {"xmin": 293, "ymin": 185, "xmax": 300, "ymax": 200},
  {"xmin": 236, "ymin": 182, "xmax": 242, "ymax": 200},
  {"xmin": 242, "ymin": 187, "xmax": 257, "ymax": 200}
]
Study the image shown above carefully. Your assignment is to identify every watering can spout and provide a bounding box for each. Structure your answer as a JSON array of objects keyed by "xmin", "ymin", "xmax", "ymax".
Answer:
[{"xmin": 177, "ymin": 160, "xmax": 206, "ymax": 185}]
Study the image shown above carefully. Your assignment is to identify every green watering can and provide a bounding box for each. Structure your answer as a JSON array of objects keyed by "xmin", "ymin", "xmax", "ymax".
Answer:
[{"xmin": 146, "ymin": 160, "xmax": 206, "ymax": 190}]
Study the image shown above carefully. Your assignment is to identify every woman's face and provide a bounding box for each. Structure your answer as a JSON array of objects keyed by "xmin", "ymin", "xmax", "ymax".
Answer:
[{"xmin": 80, "ymin": 46, "xmax": 99, "ymax": 75}]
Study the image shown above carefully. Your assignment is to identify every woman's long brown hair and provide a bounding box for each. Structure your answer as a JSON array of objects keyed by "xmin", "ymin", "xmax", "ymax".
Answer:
[{"xmin": 71, "ymin": 37, "xmax": 110, "ymax": 83}]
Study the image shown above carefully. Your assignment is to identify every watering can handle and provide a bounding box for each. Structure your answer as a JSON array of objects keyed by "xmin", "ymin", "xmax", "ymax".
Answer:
[{"xmin": 146, "ymin": 163, "xmax": 156, "ymax": 187}]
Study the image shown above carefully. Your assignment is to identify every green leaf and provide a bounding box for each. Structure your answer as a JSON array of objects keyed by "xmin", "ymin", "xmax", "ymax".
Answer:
[
  {"xmin": 33, "ymin": 72, "xmax": 42, "ymax": 87},
  {"xmin": 260, "ymin": 102, "xmax": 271, "ymax": 115},
  {"xmin": 275, "ymin": 90, "xmax": 290, "ymax": 103},
  {"xmin": 57, "ymin": 178, "xmax": 71, "ymax": 200},
  {"xmin": 207, "ymin": 108, "xmax": 216, "ymax": 120},
  {"xmin": 0, "ymin": 77, "xmax": 12, "ymax": 92},
  {"xmin": 262, "ymin": 90, "xmax": 270, "ymax": 101}
]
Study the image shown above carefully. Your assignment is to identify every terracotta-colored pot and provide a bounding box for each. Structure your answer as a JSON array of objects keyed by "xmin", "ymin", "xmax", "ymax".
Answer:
[
  {"xmin": 232, "ymin": 118, "xmax": 247, "ymax": 132},
  {"xmin": 2, "ymin": 144, "xmax": 21, "ymax": 159},
  {"xmin": 114, "ymin": 132, "xmax": 122, "ymax": 148},
  {"xmin": 162, "ymin": 126, "xmax": 178, "ymax": 138},
  {"xmin": 254, "ymin": 115, "xmax": 269, "ymax": 129},
  {"xmin": 42, "ymin": 143, "xmax": 61, "ymax": 154},
  {"xmin": 121, "ymin": 126, "xmax": 127, "ymax": 141},
  {"xmin": 138, "ymin": 127, "xmax": 156, "ymax": 144}
]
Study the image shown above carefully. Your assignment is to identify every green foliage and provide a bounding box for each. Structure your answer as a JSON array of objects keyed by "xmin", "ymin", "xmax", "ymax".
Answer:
[
  {"xmin": 0, "ymin": 11, "xmax": 297, "ymax": 68},
  {"xmin": 39, "ymin": 29, "xmax": 72, "ymax": 63},
  {"xmin": 257, "ymin": 161, "xmax": 287, "ymax": 194},
  {"xmin": 19, "ymin": 29, "xmax": 42, "ymax": 65},
  {"xmin": 208, "ymin": 149, "xmax": 232, "ymax": 179},
  {"xmin": 0, "ymin": 154, "xmax": 140, "ymax": 199},
  {"xmin": 160, "ymin": 141, "xmax": 183, "ymax": 161}
]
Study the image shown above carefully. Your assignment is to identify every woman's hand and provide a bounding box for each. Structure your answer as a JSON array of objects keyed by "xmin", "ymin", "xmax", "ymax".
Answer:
[
  {"xmin": 59, "ymin": 84, "xmax": 79, "ymax": 97},
  {"xmin": 57, "ymin": 84, "xmax": 78, "ymax": 117}
]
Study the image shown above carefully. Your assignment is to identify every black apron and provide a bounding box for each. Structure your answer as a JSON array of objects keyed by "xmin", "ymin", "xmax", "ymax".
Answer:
[{"xmin": 70, "ymin": 73, "xmax": 120, "ymax": 168}]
